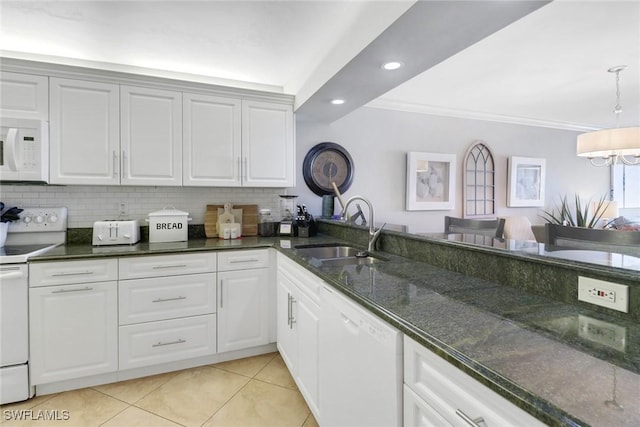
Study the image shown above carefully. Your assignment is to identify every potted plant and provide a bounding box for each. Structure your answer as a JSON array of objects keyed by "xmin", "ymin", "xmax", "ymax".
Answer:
[
  {"xmin": 539, "ymin": 194, "xmax": 611, "ymax": 228},
  {"xmin": 0, "ymin": 202, "xmax": 23, "ymax": 247}
]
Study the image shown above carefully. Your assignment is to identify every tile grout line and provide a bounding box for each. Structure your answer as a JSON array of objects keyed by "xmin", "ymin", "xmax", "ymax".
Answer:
[
  {"xmin": 198, "ymin": 353, "xmax": 280, "ymax": 426},
  {"xmin": 198, "ymin": 352, "xmax": 283, "ymax": 426}
]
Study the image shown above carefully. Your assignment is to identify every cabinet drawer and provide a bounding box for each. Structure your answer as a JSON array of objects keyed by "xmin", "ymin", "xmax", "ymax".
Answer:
[
  {"xmin": 119, "ymin": 252, "xmax": 216, "ymax": 279},
  {"xmin": 30, "ymin": 259, "xmax": 118, "ymax": 287},
  {"xmin": 119, "ymin": 314, "xmax": 216, "ymax": 370},
  {"xmin": 404, "ymin": 336, "xmax": 545, "ymax": 427},
  {"xmin": 218, "ymin": 249, "xmax": 269, "ymax": 271},
  {"xmin": 277, "ymin": 253, "xmax": 321, "ymax": 303},
  {"xmin": 119, "ymin": 273, "xmax": 216, "ymax": 325}
]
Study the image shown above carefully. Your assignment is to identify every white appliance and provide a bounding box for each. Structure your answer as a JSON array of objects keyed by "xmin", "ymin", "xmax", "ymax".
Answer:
[
  {"xmin": 0, "ymin": 118, "xmax": 49, "ymax": 183},
  {"xmin": 0, "ymin": 207, "xmax": 67, "ymax": 405},
  {"xmin": 319, "ymin": 285, "xmax": 403, "ymax": 427},
  {"xmin": 92, "ymin": 220, "xmax": 140, "ymax": 246}
]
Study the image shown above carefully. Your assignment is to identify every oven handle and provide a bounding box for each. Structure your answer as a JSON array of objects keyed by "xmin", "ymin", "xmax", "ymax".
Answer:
[{"xmin": 0, "ymin": 269, "xmax": 25, "ymax": 280}]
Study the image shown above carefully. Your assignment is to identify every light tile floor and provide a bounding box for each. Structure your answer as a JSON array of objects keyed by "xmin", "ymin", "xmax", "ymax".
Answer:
[{"xmin": 1, "ymin": 352, "xmax": 319, "ymax": 427}]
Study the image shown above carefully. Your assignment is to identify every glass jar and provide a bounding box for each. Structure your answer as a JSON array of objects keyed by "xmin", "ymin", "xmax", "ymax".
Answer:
[{"xmin": 258, "ymin": 209, "xmax": 275, "ymax": 237}]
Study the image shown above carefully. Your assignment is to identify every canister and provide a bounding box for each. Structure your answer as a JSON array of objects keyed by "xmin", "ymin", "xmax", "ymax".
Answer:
[
  {"xmin": 259, "ymin": 209, "xmax": 275, "ymax": 236},
  {"xmin": 146, "ymin": 208, "xmax": 191, "ymax": 243}
]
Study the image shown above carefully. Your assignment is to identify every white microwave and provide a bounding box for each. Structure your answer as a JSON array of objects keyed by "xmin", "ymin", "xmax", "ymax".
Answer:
[{"xmin": 0, "ymin": 118, "xmax": 48, "ymax": 183}]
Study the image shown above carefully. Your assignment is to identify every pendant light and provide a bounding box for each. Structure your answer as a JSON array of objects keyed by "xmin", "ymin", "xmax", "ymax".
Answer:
[{"xmin": 577, "ymin": 65, "xmax": 640, "ymax": 166}]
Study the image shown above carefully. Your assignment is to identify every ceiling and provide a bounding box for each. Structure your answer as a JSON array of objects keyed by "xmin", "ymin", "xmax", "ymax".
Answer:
[{"xmin": 1, "ymin": 1, "xmax": 638, "ymax": 131}]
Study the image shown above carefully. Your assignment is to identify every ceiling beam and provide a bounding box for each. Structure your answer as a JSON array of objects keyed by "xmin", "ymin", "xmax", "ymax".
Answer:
[{"xmin": 295, "ymin": 0, "xmax": 552, "ymax": 124}]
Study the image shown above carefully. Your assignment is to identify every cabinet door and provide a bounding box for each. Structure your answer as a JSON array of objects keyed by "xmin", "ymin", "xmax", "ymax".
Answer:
[
  {"xmin": 0, "ymin": 72, "xmax": 48, "ymax": 120},
  {"xmin": 121, "ymin": 86, "xmax": 182, "ymax": 186},
  {"xmin": 183, "ymin": 93, "xmax": 241, "ymax": 186},
  {"xmin": 293, "ymin": 288, "xmax": 320, "ymax": 418},
  {"xmin": 404, "ymin": 336, "xmax": 546, "ymax": 427},
  {"xmin": 217, "ymin": 268, "xmax": 269, "ymax": 353},
  {"xmin": 276, "ymin": 268, "xmax": 297, "ymax": 373},
  {"xmin": 404, "ymin": 385, "xmax": 452, "ymax": 427},
  {"xmin": 241, "ymin": 100, "xmax": 294, "ymax": 187},
  {"xmin": 49, "ymin": 78, "xmax": 120, "ymax": 185},
  {"xmin": 29, "ymin": 281, "xmax": 118, "ymax": 385}
]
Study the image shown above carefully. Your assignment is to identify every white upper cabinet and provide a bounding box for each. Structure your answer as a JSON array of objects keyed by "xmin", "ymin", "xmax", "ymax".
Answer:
[
  {"xmin": 15, "ymin": 60, "xmax": 294, "ymax": 187},
  {"xmin": 242, "ymin": 100, "xmax": 295, "ymax": 187},
  {"xmin": 183, "ymin": 93, "xmax": 242, "ymax": 186},
  {"xmin": 0, "ymin": 72, "xmax": 48, "ymax": 120},
  {"xmin": 183, "ymin": 96, "xmax": 295, "ymax": 187},
  {"xmin": 49, "ymin": 78, "xmax": 120, "ymax": 185},
  {"xmin": 121, "ymin": 86, "xmax": 182, "ymax": 186},
  {"xmin": 50, "ymin": 80, "xmax": 181, "ymax": 186}
]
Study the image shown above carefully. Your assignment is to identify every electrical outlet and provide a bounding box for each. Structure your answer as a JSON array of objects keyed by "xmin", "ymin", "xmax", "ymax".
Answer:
[
  {"xmin": 578, "ymin": 315, "xmax": 626, "ymax": 352},
  {"xmin": 578, "ymin": 276, "xmax": 628, "ymax": 313},
  {"xmin": 118, "ymin": 202, "xmax": 128, "ymax": 218}
]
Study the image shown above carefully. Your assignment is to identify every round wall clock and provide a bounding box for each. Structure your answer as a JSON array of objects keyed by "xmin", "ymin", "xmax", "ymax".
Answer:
[{"xmin": 303, "ymin": 142, "xmax": 354, "ymax": 196}]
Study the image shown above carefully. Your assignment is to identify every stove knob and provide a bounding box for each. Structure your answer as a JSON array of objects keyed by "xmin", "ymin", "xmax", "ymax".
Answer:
[
  {"xmin": 23, "ymin": 215, "xmax": 33, "ymax": 224},
  {"xmin": 48, "ymin": 214, "xmax": 59, "ymax": 223},
  {"xmin": 35, "ymin": 215, "xmax": 45, "ymax": 224}
]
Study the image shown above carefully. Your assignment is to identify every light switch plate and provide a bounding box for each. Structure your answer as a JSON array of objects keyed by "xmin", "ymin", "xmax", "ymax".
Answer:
[{"xmin": 578, "ymin": 276, "xmax": 628, "ymax": 313}]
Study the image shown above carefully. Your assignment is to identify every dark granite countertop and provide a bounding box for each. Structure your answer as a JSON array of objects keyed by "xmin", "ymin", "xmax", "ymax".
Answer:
[{"xmin": 31, "ymin": 236, "xmax": 640, "ymax": 427}]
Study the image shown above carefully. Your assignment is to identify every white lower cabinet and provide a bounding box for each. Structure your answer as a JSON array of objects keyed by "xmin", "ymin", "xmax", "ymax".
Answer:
[
  {"xmin": 29, "ymin": 280, "xmax": 118, "ymax": 385},
  {"xmin": 118, "ymin": 273, "xmax": 217, "ymax": 325},
  {"xmin": 404, "ymin": 385, "xmax": 451, "ymax": 427},
  {"xmin": 118, "ymin": 253, "xmax": 217, "ymax": 369},
  {"xmin": 403, "ymin": 336, "xmax": 545, "ymax": 427},
  {"xmin": 217, "ymin": 249, "xmax": 270, "ymax": 353},
  {"xmin": 119, "ymin": 314, "xmax": 216, "ymax": 370},
  {"xmin": 276, "ymin": 254, "xmax": 320, "ymax": 419},
  {"xmin": 217, "ymin": 268, "xmax": 269, "ymax": 353}
]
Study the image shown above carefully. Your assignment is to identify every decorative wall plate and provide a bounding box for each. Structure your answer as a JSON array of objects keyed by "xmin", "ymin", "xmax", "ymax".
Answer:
[{"xmin": 303, "ymin": 142, "xmax": 354, "ymax": 196}]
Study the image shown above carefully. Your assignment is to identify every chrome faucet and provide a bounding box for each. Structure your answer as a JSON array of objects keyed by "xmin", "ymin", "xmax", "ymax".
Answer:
[{"xmin": 340, "ymin": 196, "xmax": 386, "ymax": 252}]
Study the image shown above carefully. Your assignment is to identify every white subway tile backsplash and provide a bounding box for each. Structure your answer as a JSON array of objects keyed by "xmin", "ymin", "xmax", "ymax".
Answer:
[{"xmin": 0, "ymin": 184, "xmax": 286, "ymax": 228}]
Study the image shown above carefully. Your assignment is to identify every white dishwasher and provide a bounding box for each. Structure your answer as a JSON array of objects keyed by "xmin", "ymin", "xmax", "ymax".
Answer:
[{"xmin": 319, "ymin": 285, "xmax": 403, "ymax": 427}]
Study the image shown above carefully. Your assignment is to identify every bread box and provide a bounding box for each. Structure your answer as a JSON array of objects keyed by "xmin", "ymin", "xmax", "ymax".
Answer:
[{"xmin": 146, "ymin": 208, "xmax": 191, "ymax": 243}]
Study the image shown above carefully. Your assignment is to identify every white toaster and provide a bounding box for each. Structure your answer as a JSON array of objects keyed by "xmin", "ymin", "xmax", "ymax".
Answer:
[{"xmin": 92, "ymin": 220, "xmax": 141, "ymax": 246}]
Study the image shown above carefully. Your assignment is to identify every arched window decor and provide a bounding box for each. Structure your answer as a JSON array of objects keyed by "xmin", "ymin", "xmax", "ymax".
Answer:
[{"xmin": 463, "ymin": 141, "xmax": 496, "ymax": 218}]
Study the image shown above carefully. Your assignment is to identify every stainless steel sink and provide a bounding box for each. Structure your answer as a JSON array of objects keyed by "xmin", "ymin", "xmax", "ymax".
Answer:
[{"xmin": 294, "ymin": 243, "xmax": 385, "ymax": 265}]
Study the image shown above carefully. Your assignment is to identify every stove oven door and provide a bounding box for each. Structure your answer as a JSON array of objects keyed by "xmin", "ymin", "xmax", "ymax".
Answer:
[{"xmin": 0, "ymin": 264, "xmax": 29, "ymax": 404}]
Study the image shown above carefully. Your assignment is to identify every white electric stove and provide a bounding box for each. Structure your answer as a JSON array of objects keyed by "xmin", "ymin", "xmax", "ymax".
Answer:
[{"xmin": 0, "ymin": 207, "xmax": 67, "ymax": 404}]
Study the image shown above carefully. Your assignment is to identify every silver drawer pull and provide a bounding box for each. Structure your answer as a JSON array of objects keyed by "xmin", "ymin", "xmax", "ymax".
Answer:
[
  {"xmin": 52, "ymin": 286, "xmax": 93, "ymax": 294},
  {"xmin": 456, "ymin": 409, "xmax": 485, "ymax": 427},
  {"xmin": 152, "ymin": 296, "xmax": 186, "ymax": 303},
  {"xmin": 229, "ymin": 259, "xmax": 259, "ymax": 264},
  {"xmin": 52, "ymin": 271, "xmax": 94, "ymax": 277},
  {"xmin": 152, "ymin": 264, "xmax": 188, "ymax": 269},
  {"xmin": 152, "ymin": 339, "xmax": 186, "ymax": 348}
]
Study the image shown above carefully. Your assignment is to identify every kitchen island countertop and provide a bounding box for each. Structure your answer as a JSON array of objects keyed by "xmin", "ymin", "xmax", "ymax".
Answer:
[{"xmin": 31, "ymin": 236, "xmax": 640, "ymax": 427}]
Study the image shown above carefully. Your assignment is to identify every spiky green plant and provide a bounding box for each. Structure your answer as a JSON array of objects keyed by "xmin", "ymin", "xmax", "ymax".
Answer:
[{"xmin": 539, "ymin": 194, "xmax": 611, "ymax": 228}]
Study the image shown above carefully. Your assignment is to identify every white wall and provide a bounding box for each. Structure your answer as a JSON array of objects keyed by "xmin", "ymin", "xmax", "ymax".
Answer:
[{"xmin": 294, "ymin": 106, "xmax": 610, "ymax": 233}]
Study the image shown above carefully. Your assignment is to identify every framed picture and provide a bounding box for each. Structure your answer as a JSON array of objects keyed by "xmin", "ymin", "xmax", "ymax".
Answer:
[
  {"xmin": 507, "ymin": 156, "xmax": 546, "ymax": 207},
  {"xmin": 406, "ymin": 152, "xmax": 456, "ymax": 211}
]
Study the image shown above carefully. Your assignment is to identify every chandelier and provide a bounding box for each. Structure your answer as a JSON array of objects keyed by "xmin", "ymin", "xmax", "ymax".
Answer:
[{"xmin": 577, "ymin": 65, "xmax": 640, "ymax": 166}]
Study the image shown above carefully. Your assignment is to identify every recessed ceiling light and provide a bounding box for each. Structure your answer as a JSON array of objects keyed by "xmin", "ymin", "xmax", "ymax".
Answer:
[
  {"xmin": 382, "ymin": 61, "xmax": 403, "ymax": 71},
  {"xmin": 330, "ymin": 99, "xmax": 345, "ymax": 105}
]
